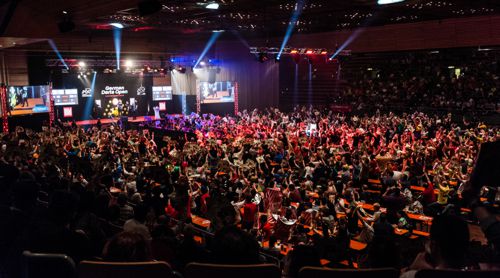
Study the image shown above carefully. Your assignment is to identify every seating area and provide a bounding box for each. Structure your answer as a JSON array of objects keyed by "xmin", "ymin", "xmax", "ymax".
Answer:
[{"xmin": 2, "ymin": 1, "xmax": 500, "ymax": 278}]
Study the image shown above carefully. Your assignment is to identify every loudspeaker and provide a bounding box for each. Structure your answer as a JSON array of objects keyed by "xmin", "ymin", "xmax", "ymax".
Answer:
[
  {"xmin": 58, "ymin": 20, "xmax": 75, "ymax": 33},
  {"xmin": 138, "ymin": 0, "xmax": 162, "ymax": 16},
  {"xmin": 208, "ymin": 69, "xmax": 216, "ymax": 84}
]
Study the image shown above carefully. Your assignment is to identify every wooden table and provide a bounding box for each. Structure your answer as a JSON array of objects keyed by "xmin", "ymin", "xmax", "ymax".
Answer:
[{"xmin": 191, "ymin": 215, "xmax": 211, "ymax": 229}]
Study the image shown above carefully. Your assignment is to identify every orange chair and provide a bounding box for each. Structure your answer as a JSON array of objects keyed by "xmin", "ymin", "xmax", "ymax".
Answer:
[
  {"xmin": 77, "ymin": 260, "xmax": 175, "ymax": 278},
  {"xmin": 298, "ymin": 266, "xmax": 399, "ymax": 278},
  {"xmin": 185, "ymin": 263, "xmax": 281, "ymax": 278},
  {"xmin": 415, "ymin": 269, "xmax": 500, "ymax": 278}
]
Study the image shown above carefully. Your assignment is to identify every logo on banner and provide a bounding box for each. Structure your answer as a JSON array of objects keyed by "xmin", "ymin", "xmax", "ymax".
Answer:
[
  {"xmin": 137, "ymin": 86, "xmax": 146, "ymax": 96},
  {"xmin": 82, "ymin": 88, "xmax": 92, "ymax": 98},
  {"xmin": 101, "ymin": 86, "xmax": 128, "ymax": 96}
]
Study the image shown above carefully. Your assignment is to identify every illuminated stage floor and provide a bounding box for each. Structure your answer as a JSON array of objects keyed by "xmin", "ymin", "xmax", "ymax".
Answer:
[{"xmin": 76, "ymin": 116, "xmax": 160, "ymax": 126}]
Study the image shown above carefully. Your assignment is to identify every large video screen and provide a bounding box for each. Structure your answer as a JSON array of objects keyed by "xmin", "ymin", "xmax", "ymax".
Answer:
[
  {"xmin": 7, "ymin": 86, "xmax": 49, "ymax": 116},
  {"xmin": 199, "ymin": 81, "xmax": 236, "ymax": 104},
  {"xmin": 53, "ymin": 89, "xmax": 78, "ymax": 106},
  {"xmin": 152, "ymin": 86, "xmax": 173, "ymax": 101}
]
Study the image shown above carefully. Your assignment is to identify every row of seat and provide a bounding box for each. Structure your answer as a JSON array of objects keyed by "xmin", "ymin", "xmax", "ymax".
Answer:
[{"xmin": 22, "ymin": 251, "xmax": 499, "ymax": 278}]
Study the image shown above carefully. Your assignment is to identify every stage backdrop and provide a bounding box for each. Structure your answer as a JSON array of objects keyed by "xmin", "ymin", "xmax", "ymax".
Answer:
[
  {"xmin": 52, "ymin": 73, "xmax": 153, "ymax": 120},
  {"xmin": 171, "ymin": 41, "xmax": 280, "ymax": 115}
]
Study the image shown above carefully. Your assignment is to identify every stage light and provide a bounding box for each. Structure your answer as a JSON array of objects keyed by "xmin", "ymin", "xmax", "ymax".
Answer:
[
  {"xmin": 48, "ymin": 40, "xmax": 69, "ymax": 70},
  {"xmin": 125, "ymin": 60, "xmax": 133, "ymax": 68},
  {"xmin": 194, "ymin": 31, "xmax": 222, "ymax": 67},
  {"xmin": 206, "ymin": 2, "xmax": 219, "ymax": 10},
  {"xmin": 276, "ymin": 0, "xmax": 306, "ymax": 60},
  {"xmin": 306, "ymin": 50, "xmax": 313, "ymax": 54},
  {"xmin": 200, "ymin": 61, "xmax": 206, "ymax": 66},
  {"xmin": 112, "ymin": 98, "xmax": 119, "ymax": 106},
  {"xmin": 377, "ymin": 0, "xmax": 405, "ymax": 5},
  {"xmin": 62, "ymin": 10, "xmax": 68, "ymax": 14},
  {"xmin": 290, "ymin": 49, "xmax": 298, "ymax": 54},
  {"xmin": 110, "ymin": 23, "xmax": 124, "ymax": 29},
  {"xmin": 212, "ymin": 29, "xmax": 225, "ymax": 33},
  {"xmin": 78, "ymin": 61, "xmax": 86, "ymax": 67},
  {"xmin": 321, "ymin": 50, "xmax": 328, "ymax": 55}
]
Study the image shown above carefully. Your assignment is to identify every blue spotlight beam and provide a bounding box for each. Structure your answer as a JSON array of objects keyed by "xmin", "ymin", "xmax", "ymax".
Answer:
[
  {"xmin": 329, "ymin": 13, "xmax": 378, "ymax": 60},
  {"xmin": 277, "ymin": 0, "xmax": 306, "ymax": 60},
  {"xmin": 48, "ymin": 40, "xmax": 69, "ymax": 69},
  {"xmin": 113, "ymin": 28, "xmax": 122, "ymax": 70},
  {"xmin": 330, "ymin": 28, "xmax": 364, "ymax": 60},
  {"xmin": 82, "ymin": 71, "xmax": 97, "ymax": 120},
  {"xmin": 194, "ymin": 32, "xmax": 222, "ymax": 68}
]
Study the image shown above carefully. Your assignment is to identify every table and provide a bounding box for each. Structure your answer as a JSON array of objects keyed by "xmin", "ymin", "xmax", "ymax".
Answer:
[{"xmin": 191, "ymin": 215, "xmax": 211, "ymax": 229}]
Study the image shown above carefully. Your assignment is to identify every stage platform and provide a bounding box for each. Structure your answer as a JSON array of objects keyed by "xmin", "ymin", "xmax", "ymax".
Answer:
[{"xmin": 76, "ymin": 116, "xmax": 160, "ymax": 126}]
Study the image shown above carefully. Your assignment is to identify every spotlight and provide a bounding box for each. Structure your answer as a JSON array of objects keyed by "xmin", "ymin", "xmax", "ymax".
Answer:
[
  {"xmin": 377, "ymin": 0, "xmax": 405, "ymax": 5},
  {"xmin": 110, "ymin": 23, "xmax": 124, "ymax": 29},
  {"xmin": 200, "ymin": 61, "xmax": 207, "ymax": 66},
  {"xmin": 125, "ymin": 60, "xmax": 134, "ymax": 68},
  {"xmin": 274, "ymin": 54, "xmax": 280, "ymax": 63},
  {"xmin": 290, "ymin": 49, "xmax": 298, "ymax": 54},
  {"xmin": 78, "ymin": 61, "xmax": 86, "ymax": 68},
  {"xmin": 320, "ymin": 50, "xmax": 328, "ymax": 55},
  {"xmin": 206, "ymin": 2, "xmax": 219, "ymax": 10},
  {"xmin": 212, "ymin": 29, "xmax": 225, "ymax": 33},
  {"xmin": 306, "ymin": 50, "xmax": 313, "ymax": 54}
]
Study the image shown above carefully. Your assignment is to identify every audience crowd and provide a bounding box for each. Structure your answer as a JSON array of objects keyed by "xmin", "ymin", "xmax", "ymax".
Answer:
[
  {"xmin": 0, "ymin": 106, "xmax": 499, "ymax": 278},
  {"xmin": 338, "ymin": 51, "xmax": 500, "ymax": 116}
]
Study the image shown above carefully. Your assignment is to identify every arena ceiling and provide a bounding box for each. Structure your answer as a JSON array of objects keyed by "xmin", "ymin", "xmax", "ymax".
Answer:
[{"xmin": 1, "ymin": 0, "xmax": 500, "ymax": 52}]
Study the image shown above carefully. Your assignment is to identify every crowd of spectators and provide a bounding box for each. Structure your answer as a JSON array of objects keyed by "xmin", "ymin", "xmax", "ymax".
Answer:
[
  {"xmin": 0, "ymin": 106, "xmax": 499, "ymax": 277},
  {"xmin": 337, "ymin": 51, "xmax": 500, "ymax": 116}
]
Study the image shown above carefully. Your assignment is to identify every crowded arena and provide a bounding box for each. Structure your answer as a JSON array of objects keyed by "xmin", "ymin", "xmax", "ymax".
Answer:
[{"xmin": 0, "ymin": 1, "xmax": 499, "ymax": 278}]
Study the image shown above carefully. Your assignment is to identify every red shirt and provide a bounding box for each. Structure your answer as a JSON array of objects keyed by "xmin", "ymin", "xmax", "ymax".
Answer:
[
  {"xmin": 243, "ymin": 203, "xmax": 258, "ymax": 223},
  {"xmin": 261, "ymin": 222, "xmax": 273, "ymax": 241},
  {"xmin": 200, "ymin": 193, "xmax": 210, "ymax": 214},
  {"xmin": 422, "ymin": 182, "xmax": 436, "ymax": 205}
]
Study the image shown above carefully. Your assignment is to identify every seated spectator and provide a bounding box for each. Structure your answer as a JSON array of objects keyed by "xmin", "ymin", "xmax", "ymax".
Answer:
[
  {"xmin": 284, "ymin": 245, "xmax": 321, "ymax": 278},
  {"xmin": 102, "ymin": 231, "xmax": 152, "ymax": 262},
  {"xmin": 401, "ymin": 214, "xmax": 470, "ymax": 277},
  {"xmin": 211, "ymin": 226, "xmax": 260, "ymax": 264},
  {"xmin": 123, "ymin": 204, "xmax": 151, "ymax": 240}
]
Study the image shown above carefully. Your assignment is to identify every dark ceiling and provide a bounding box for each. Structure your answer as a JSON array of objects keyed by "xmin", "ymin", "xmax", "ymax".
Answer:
[
  {"xmin": 1, "ymin": 0, "xmax": 500, "ymax": 52},
  {"xmin": 84, "ymin": 0, "xmax": 500, "ymax": 37}
]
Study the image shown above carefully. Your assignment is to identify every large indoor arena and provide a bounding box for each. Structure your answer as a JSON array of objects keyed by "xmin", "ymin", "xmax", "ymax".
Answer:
[{"xmin": 0, "ymin": 1, "xmax": 499, "ymax": 277}]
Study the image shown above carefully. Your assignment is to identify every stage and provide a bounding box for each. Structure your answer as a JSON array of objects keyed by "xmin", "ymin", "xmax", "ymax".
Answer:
[{"xmin": 76, "ymin": 116, "xmax": 158, "ymax": 126}]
